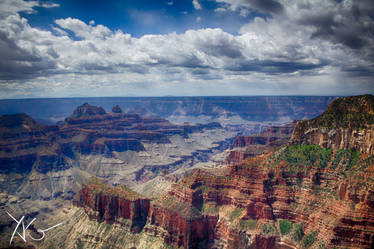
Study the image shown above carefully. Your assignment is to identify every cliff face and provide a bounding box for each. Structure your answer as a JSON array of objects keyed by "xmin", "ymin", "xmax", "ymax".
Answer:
[
  {"xmin": 73, "ymin": 160, "xmax": 374, "ymax": 249},
  {"xmin": 292, "ymin": 125, "xmax": 374, "ymax": 155},
  {"xmin": 227, "ymin": 122, "xmax": 296, "ymax": 164},
  {"xmin": 147, "ymin": 205, "xmax": 218, "ymax": 249},
  {"xmin": 292, "ymin": 95, "xmax": 374, "ymax": 155},
  {"xmin": 232, "ymin": 122, "xmax": 295, "ymax": 149},
  {"xmin": 74, "ymin": 178, "xmax": 150, "ymax": 232},
  {"xmin": 0, "ymin": 113, "xmax": 69, "ymax": 175}
]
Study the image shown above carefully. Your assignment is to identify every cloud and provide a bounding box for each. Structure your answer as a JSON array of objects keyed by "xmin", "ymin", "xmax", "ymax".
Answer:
[
  {"xmin": 55, "ymin": 18, "xmax": 111, "ymax": 39},
  {"xmin": 40, "ymin": 2, "xmax": 60, "ymax": 8},
  {"xmin": 0, "ymin": 0, "xmax": 373, "ymax": 98},
  {"xmin": 294, "ymin": 0, "xmax": 374, "ymax": 50},
  {"xmin": 0, "ymin": 0, "xmax": 59, "ymax": 18},
  {"xmin": 0, "ymin": 0, "xmax": 39, "ymax": 17},
  {"xmin": 192, "ymin": 0, "xmax": 202, "ymax": 10},
  {"xmin": 0, "ymin": 14, "xmax": 58, "ymax": 79},
  {"xmin": 215, "ymin": 0, "xmax": 283, "ymax": 15}
]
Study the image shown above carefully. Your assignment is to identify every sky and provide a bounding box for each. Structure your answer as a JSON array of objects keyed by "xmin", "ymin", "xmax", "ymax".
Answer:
[{"xmin": 0, "ymin": 0, "xmax": 373, "ymax": 98}]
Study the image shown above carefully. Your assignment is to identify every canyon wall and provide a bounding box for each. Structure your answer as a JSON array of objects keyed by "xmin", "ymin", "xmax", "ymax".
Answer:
[{"xmin": 71, "ymin": 95, "xmax": 374, "ymax": 249}]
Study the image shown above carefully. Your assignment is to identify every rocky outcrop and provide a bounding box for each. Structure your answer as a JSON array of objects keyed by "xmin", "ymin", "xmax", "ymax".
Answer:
[
  {"xmin": 226, "ymin": 150, "xmax": 251, "ymax": 164},
  {"xmin": 67, "ymin": 102, "xmax": 106, "ymax": 119},
  {"xmin": 292, "ymin": 94, "xmax": 374, "ymax": 155},
  {"xmin": 0, "ymin": 113, "xmax": 61, "ymax": 174},
  {"xmin": 227, "ymin": 122, "xmax": 296, "ymax": 164},
  {"xmin": 292, "ymin": 125, "xmax": 374, "ymax": 155},
  {"xmin": 112, "ymin": 105, "xmax": 123, "ymax": 113},
  {"xmin": 147, "ymin": 205, "xmax": 218, "ymax": 249},
  {"xmin": 74, "ymin": 178, "xmax": 150, "ymax": 232},
  {"xmin": 232, "ymin": 122, "xmax": 295, "ymax": 149},
  {"xmin": 73, "ymin": 149, "xmax": 373, "ymax": 248}
]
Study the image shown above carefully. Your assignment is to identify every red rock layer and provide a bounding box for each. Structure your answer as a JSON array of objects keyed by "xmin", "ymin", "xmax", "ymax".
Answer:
[
  {"xmin": 231, "ymin": 123, "xmax": 295, "ymax": 149},
  {"xmin": 292, "ymin": 125, "xmax": 374, "ymax": 155},
  {"xmin": 227, "ymin": 122, "xmax": 295, "ymax": 165},
  {"xmin": 147, "ymin": 205, "xmax": 218, "ymax": 249},
  {"xmin": 74, "ymin": 96, "xmax": 374, "ymax": 248},
  {"xmin": 74, "ymin": 182, "xmax": 150, "ymax": 232}
]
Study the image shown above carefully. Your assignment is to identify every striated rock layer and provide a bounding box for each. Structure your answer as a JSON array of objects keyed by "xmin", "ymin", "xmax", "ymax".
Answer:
[
  {"xmin": 72, "ymin": 95, "xmax": 374, "ymax": 249},
  {"xmin": 74, "ymin": 178, "xmax": 150, "ymax": 232},
  {"xmin": 292, "ymin": 94, "xmax": 374, "ymax": 155},
  {"xmin": 0, "ymin": 103, "xmax": 226, "ymax": 200},
  {"xmin": 227, "ymin": 122, "xmax": 296, "ymax": 164}
]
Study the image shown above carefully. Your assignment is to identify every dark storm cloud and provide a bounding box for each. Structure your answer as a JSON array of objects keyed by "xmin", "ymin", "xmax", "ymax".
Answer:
[
  {"xmin": 248, "ymin": 0, "xmax": 284, "ymax": 14},
  {"xmin": 216, "ymin": 0, "xmax": 283, "ymax": 15},
  {"xmin": 299, "ymin": 1, "xmax": 374, "ymax": 50},
  {"xmin": 190, "ymin": 68, "xmax": 223, "ymax": 80},
  {"xmin": 0, "ymin": 31, "xmax": 56, "ymax": 80},
  {"xmin": 341, "ymin": 66, "xmax": 374, "ymax": 77},
  {"xmin": 196, "ymin": 42, "xmax": 242, "ymax": 58},
  {"xmin": 226, "ymin": 59, "xmax": 326, "ymax": 74}
]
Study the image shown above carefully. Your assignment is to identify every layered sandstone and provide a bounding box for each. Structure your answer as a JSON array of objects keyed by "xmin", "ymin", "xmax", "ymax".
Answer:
[
  {"xmin": 74, "ymin": 178, "xmax": 150, "ymax": 232},
  {"xmin": 73, "ymin": 95, "xmax": 374, "ymax": 249}
]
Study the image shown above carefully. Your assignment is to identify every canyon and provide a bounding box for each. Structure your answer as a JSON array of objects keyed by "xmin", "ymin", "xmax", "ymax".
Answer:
[{"xmin": 2, "ymin": 95, "xmax": 373, "ymax": 249}]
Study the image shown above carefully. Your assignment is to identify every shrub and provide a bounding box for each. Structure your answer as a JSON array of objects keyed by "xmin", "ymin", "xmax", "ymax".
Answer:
[
  {"xmin": 239, "ymin": 219, "xmax": 257, "ymax": 230},
  {"xmin": 230, "ymin": 208, "xmax": 244, "ymax": 221},
  {"xmin": 302, "ymin": 231, "xmax": 318, "ymax": 248},
  {"xmin": 279, "ymin": 219, "xmax": 294, "ymax": 235},
  {"xmin": 282, "ymin": 145, "xmax": 332, "ymax": 170},
  {"xmin": 261, "ymin": 223, "xmax": 277, "ymax": 235},
  {"xmin": 332, "ymin": 149, "xmax": 359, "ymax": 172},
  {"xmin": 292, "ymin": 223, "xmax": 304, "ymax": 242}
]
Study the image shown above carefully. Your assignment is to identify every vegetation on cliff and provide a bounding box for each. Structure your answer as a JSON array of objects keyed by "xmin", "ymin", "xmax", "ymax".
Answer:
[{"xmin": 301, "ymin": 94, "xmax": 374, "ymax": 129}]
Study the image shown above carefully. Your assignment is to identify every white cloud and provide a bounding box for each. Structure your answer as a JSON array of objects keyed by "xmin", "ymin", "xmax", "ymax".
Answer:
[
  {"xmin": 40, "ymin": 2, "xmax": 60, "ymax": 8},
  {"xmin": 214, "ymin": 7, "xmax": 226, "ymax": 13},
  {"xmin": 192, "ymin": 0, "xmax": 202, "ymax": 10},
  {"xmin": 0, "ymin": 0, "xmax": 38, "ymax": 17},
  {"xmin": 55, "ymin": 18, "xmax": 111, "ymax": 39},
  {"xmin": 0, "ymin": 0, "xmax": 59, "ymax": 18}
]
